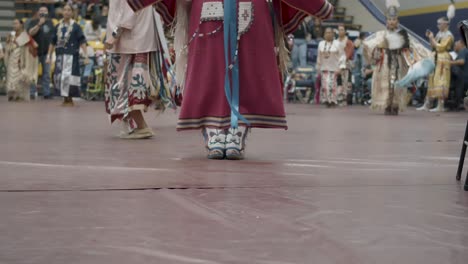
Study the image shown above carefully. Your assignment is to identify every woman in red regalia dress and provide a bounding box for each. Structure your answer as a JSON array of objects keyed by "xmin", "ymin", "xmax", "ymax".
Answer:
[{"xmin": 127, "ymin": 0, "xmax": 334, "ymax": 159}]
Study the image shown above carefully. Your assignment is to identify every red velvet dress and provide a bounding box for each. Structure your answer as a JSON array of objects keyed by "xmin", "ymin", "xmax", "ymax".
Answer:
[{"xmin": 127, "ymin": 0, "xmax": 333, "ymax": 130}]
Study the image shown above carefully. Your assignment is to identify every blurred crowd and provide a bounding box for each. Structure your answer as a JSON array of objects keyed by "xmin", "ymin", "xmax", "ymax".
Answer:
[
  {"xmin": 286, "ymin": 17, "xmax": 468, "ymax": 112},
  {"xmin": 0, "ymin": 1, "xmax": 467, "ymax": 112},
  {"xmin": 1, "ymin": 1, "xmax": 110, "ymax": 102}
]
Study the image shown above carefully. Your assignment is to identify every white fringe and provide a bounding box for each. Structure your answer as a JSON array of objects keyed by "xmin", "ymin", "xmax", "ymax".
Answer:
[
  {"xmin": 154, "ymin": 11, "xmax": 171, "ymax": 66},
  {"xmin": 173, "ymin": 0, "xmax": 192, "ymax": 92},
  {"xmin": 386, "ymin": 31, "xmax": 404, "ymax": 50},
  {"xmin": 276, "ymin": 24, "xmax": 290, "ymax": 77}
]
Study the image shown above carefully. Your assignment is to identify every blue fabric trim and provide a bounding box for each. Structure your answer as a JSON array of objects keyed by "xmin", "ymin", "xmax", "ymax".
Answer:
[
  {"xmin": 178, "ymin": 117, "xmax": 287, "ymax": 126},
  {"xmin": 223, "ymin": 0, "xmax": 250, "ymax": 129}
]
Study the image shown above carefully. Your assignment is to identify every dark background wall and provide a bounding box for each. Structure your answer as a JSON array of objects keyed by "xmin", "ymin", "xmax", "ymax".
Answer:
[{"xmin": 399, "ymin": 8, "xmax": 468, "ymax": 42}]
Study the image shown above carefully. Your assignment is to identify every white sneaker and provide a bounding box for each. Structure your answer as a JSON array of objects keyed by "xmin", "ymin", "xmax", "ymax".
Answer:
[
  {"xmin": 429, "ymin": 100, "xmax": 445, "ymax": 112},
  {"xmin": 429, "ymin": 107, "xmax": 444, "ymax": 112},
  {"xmin": 416, "ymin": 101, "xmax": 430, "ymax": 111}
]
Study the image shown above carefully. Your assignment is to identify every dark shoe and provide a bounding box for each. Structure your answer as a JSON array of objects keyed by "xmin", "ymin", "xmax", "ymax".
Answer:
[
  {"xmin": 384, "ymin": 106, "xmax": 391, "ymax": 115},
  {"xmin": 61, "ymin": 97, "xmax": 74, "ymax": 107}
]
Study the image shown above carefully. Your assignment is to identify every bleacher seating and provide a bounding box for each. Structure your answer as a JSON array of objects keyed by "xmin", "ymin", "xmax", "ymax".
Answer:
[
  {"xmin": 15, "ymin": 0, "xmax": 50, "ymax": 18},
  {"xmin": 0, "ymin": 0, "xmax": 15, "ymax": 41},
  {"xmin": 323, "ymin": 1, "xmax": 363, "ymax": 32}
]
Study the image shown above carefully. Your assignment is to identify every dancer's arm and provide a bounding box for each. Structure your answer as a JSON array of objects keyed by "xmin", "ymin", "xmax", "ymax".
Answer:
[
  {"xmin": 45, "ymin": 44, "xmax": 54, "ymax": 64},
  {"xmin": 127, "ymin": 0, "xmax": 164, "ymax": 12},
  {"xmin": 428, "ymin": 33, "xmax": 453, "ymax": 53},
  {"xmin": 449, "ymin": 50, "xmax": 466, "ymax": 66},
  {"xmin": 282, "ymin": 0, "xmax": 334, "ymax": 20}
]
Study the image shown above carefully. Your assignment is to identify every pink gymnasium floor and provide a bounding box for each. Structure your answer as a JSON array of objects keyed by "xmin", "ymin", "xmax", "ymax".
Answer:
[{"xmin": 0, "ymin": 97, "xmax": 467, "ymax": 264}]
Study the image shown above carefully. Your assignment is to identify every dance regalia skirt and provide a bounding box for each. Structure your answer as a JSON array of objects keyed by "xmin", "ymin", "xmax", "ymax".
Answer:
[
  {"xmin": 54, "ymin": 53, "xmax": 81, "ymax": 97},
  {"xmin": 105, "ymin": 52, "xmax": 176, "ymax": 123}
]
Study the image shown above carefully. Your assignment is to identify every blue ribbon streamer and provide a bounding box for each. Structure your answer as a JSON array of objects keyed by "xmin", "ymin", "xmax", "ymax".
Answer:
[{"xmin": 223, "ymin": 0, "xmax": 250, "ymax": 128}]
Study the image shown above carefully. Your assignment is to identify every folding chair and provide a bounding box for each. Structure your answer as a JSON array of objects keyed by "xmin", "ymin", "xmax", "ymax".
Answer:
[
  {"xmin": 456, "ymin": 120, "xmax": 468, "ymax": 191},
  {"xmin": 85, "ymin": 68, "xmax": 104, "ymax": 101},
  {"xmin": 294, "ymin": 67, "xmax": 315, "ymax": 104}
]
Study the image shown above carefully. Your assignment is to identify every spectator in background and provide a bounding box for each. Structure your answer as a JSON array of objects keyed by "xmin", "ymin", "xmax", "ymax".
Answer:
[
  {"xmin": 419, "ymin": 17, "xmax": 454, "ymax": 112},
  {"xmin": 291, "ymin": 16, "xmax": 314, "ymax": 69},
  {"xmin": 5, "ymin": 19, "xmax": 39, "ymax": 102},
  {"xmin": 41, "ymin": 0, "xmax": 57, "ymax": 18},
  {"xmin": 66, "ymin": 0, "xmax": 101, "ymax": 19},
  {"xmin": 336, "ymin": 24, "xmax": 354, "ymax": 106},
  {"xmin": 448, "ymin": 39, "xmax": 468, "ymax": 111},
  {"xmin": 461, "ymin": 20, "xmax": 468, "ymax": 46},
  {"xmin": 292, "ymin": 17, "xmax": 313, "ymax": 69},
  {"xmin": 28, "ymin": 5, "xmax": 55, "ymax": 99},
  {"xmin": 312, "ymin": 17, "xmax": 324, "ymax": 41},
  {"xmin": 73, "ymin": 5, "xmax": 87, "ymax": 29},
  {"xmin": 316, "ymin": 27, "xmax": 346, "ymax": 107},
  {"xmin": 78, "ymin": 0, "xmax": 101, "ymax": 19},
  {"xmin": 27, "ymin": 0, "xmax": 58, "ymax": 18},
  {"xmin": 47, "ymin": 3, "xmax": 89, "ymax": 106},
  {"xmin": 55, "ymin": 6, "xmax": 64, "ymax": 20},
  {"xmin": 24, "ymin": 8, "xmax": 39, "ymax": 30},
  {"xmin": 84, "ymin": 15, "xmax": 103, "ymax": 41},
  {"xmin": 99, "ymin": 5, "xmax": 109, "ymax": 28}
]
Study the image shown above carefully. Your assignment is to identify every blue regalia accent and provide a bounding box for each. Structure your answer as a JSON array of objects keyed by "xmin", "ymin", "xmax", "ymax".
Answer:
[{"xmin": 223, "ymin": 0, "xmax": 250, "ymax": 128}]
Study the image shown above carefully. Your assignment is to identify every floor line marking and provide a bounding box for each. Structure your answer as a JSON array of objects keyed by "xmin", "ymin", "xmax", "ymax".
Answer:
[{"xmin": 0, "ymin": 160, "xmax": 171, "ymax": 172}]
